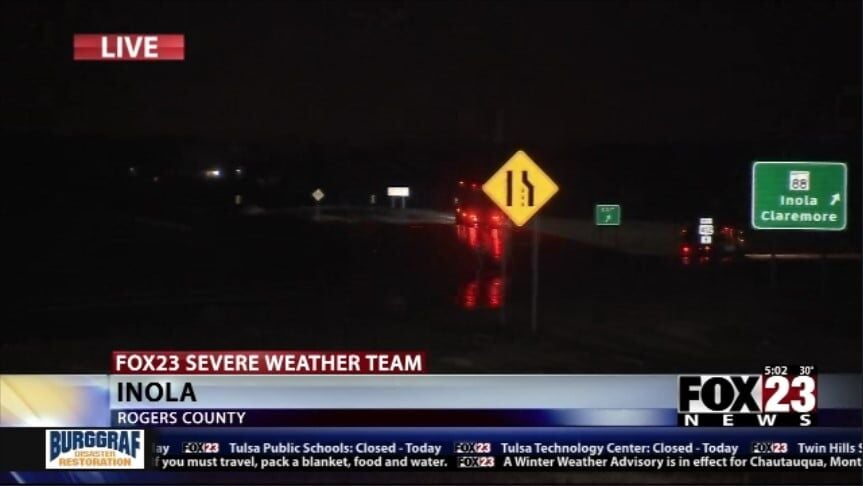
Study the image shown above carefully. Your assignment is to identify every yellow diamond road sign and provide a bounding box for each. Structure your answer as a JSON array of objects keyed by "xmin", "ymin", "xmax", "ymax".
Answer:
[{"xmin": 482, "ymin": 150, "xmax": 559, "ymax": 226}]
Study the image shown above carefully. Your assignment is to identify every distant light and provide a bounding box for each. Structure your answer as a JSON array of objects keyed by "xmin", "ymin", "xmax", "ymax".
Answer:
[
  {"xmin": 152, "ymin": 176, "xmax": 159, "ymax": 183},
  {"xmin": 234, "ymin": 194, "xmax": 243, "ymax": 205},
  {"xmin": 235, "ymin": 168, "xmax": 243, "ymax": 176},
  {"xmin": 387, "ymin": 187, "xmax": 410, "ymax": 197},
  {"xmin": 205, "ymin": 169, "xmax": 222, "ymax": 179},
  {"xmin": 129, "ymin": 167, "xmax": 137, "ymax": 176}
]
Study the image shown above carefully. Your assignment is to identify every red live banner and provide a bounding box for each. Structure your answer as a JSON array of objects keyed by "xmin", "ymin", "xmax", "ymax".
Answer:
[
  {"xmin": 73, "ymin": 34, "xmax": 184, "ymax": 61},
  {"xmin": 111, "ymin": 350, "xmax": 427, "ymax": 374}
]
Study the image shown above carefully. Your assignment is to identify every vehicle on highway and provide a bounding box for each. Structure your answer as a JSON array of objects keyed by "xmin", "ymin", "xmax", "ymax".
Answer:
[
  {"xmin": 453, "ymin": 181, "xmax": 506, "ymax": 228},
  {"xmin": 456, "ymin": 224, "xmax": 505, "ymax": 263},
  {"xmin": 679, "ymin": 221, "xmax": 746, "ymax": 264},
  {"xmin": 457, "ymin": 272, "xmax": 504, "ymax": 310}
]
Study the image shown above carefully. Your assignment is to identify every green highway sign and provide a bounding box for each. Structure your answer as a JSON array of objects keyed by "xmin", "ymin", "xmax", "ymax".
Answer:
[
  {"xmin": 751, "ymin": 161, "xmax": 847, "ymax": 231},
  {"xmin": 595, "ymin": 204, "xmax": 621, "ymax": 226}
]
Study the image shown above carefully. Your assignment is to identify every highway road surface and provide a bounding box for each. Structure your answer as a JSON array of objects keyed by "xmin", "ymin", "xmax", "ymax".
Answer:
[{"xmin": 9, "ymin": 207, "xmax": 860, "ymax": 373}]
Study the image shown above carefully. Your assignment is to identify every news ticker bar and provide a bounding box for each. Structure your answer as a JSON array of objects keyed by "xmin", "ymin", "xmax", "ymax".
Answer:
[
  {"xmin": 1, "ymin": 374, "xmax": 860, "ymax": 427},
  {"xmin": 106, "ymin": 409, "xmax": 860, "ymax": 427},
  {"xmin": 2, "ymin": 427, "xmax": 861, "ymax": 473},
  {"xmin": 101, "ymin": 374, "xmax": 863, "ymax": 409}
]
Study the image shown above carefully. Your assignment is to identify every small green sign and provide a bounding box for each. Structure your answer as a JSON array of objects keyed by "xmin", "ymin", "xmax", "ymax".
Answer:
[
  {"xmin": 595, "ymin": 204, "xmax": 621, "ymax": 226},
  {"xmin": 751, "ymin": 161, "xmax": 847, "ymax": 231}
]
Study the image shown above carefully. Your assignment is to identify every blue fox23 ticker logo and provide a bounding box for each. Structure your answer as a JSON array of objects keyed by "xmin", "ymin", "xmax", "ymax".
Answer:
[{"xmin": 48, "ymin": 430, "xmax": 142, "ymax": 461}]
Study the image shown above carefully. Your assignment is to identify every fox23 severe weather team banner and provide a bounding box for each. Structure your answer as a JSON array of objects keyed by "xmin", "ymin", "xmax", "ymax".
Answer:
[{"xmin": 0, "ymin": 351, "xmax": 860, "ymax": 482}]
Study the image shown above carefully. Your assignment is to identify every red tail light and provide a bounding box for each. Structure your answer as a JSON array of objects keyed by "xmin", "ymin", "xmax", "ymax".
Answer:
[
  {"xmin": 487, "ymin": 277, "xmax": 503, "ymax": 309},
  {"xmin": 681, "ymin": 245, "xmax": 691, "ymax": 255},
  {"xmin": 461, "ymin": 281, "xmax": 478, "ymax": 309}
]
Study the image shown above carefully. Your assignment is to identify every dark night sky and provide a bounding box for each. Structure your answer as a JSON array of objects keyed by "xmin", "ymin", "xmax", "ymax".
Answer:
[{"xmin": 2, "ymin": 0, "xmax": 860, "ymax": 146}]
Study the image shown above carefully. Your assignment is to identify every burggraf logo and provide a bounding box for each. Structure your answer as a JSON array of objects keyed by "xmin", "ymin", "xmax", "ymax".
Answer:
[{"xmin": 45, "ymin": 429, "xmax": 144, "ymax": 469}]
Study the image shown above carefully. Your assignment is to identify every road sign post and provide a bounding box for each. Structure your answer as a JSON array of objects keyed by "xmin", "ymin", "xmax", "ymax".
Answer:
[
  {"xmin": 387, "ymin": 187, "xmax": 410, "ymax": 211},
  {"xmin": 595, "ymin": 204, "xmax": 621, "ymax": 226},
  {"xmin": 595, "ymin": 204, "xmax": 621, "ymax": 249},
  {"xmin": 499, "ymin": 225, "xmax": 510, "ymax": 327},
  {"xmin": 483, "ymin": 150, "xmax": 558, "ymax": 333},
  {"xmin": 311, "ymin": 188, "xmax": 325, "ymax": 220},
  {"xmin": 752, "ymin": 162, "xmax": 846, "ymax": 289},
  {"xmin": 482, "ymin": 150, "xmax": 559, "ymax": 227},
  {"xmin": 698, "ymin": 217, "xmax": 714, "ymax": 246},
  {"xmin": 751, "ymin": 161, "xmax": 847, "ymax": 231},
  {"xmin": 531, "ymin": 216, "xmax": 540, "ymax": 332}
]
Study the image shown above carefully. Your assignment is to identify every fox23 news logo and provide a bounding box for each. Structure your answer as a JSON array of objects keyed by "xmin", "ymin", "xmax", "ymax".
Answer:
[
  {"xmin": 677, "ymin": 366, "xmax": 817, "ymax": 427},
  {"xmin": 45, "ymin": 429, "xmax": 145, "ymax": 469},
  {"xmin": 182, "ymin": 441, "xmax": 220, "ymax": 454},
  {"xmin": 751, "ymin": 441, "xmax": 789, "ymax": 454}
]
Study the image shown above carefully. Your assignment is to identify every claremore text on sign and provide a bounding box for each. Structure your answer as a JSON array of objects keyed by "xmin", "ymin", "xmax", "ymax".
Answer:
[{"xmin": 73, "ymin": 34, "xmax": 185, "ymax": 61}]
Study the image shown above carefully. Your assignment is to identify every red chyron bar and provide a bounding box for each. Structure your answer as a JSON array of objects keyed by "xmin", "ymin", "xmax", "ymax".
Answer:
[
  {"xmin": 112, "ymin": 351, "xmax": 426, "ymax": 374},
  {"xmin": 73, "ymin": 34, "xmax": 185, "ymax": 61}
]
